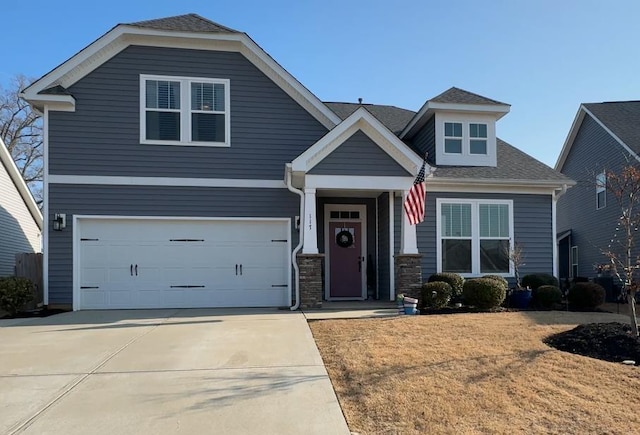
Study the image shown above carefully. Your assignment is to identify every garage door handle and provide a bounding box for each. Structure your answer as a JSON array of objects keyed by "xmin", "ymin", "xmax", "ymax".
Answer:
[
  {"xmin": 135, "ymin": 264, "xmax": 138, "ymax": 276},
  {"xmin": 240, "ymin": 264, "xmax": 243, "ymax": 275},
  {"xmin": 235, "ymin": 264, "xmax": 238, "ymax": 275},
  {"xmin": 130, "ymin": 264, "xmax": 133, "ymax": 276}
]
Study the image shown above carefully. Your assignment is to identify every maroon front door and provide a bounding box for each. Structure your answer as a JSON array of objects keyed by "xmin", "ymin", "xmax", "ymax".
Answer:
[{"xmin": 329, "ymin": 222, "xmax": 362, "ymax": 298}]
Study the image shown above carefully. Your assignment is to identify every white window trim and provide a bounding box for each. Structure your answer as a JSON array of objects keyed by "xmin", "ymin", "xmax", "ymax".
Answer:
[
  {"xmin": 140, "ymin": 74, "xmax": 231, "ymax": 147},
  {"xmin": 596, "ymin": 172, "xmax": 606, "ymax": 210},
  {"xmin": 570, "ymin": 245, "xmax": 578, "ymax": 278},
  {"xmin": 436, "ymin": 198, "xmax": 514, "ymax": 277},
  {"xmin": 443, "ymin": 121, "xmax": 463, "ymax": 154},
  {"xmin": 435, "ymin": 113, "xmax": 497, "ymax": 167}
]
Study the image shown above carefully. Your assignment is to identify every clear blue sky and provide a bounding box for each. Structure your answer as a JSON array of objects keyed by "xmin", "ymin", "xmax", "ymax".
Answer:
[{"xmin": 2, "ymin": 0, "xmax": 639, "ymax": 168}]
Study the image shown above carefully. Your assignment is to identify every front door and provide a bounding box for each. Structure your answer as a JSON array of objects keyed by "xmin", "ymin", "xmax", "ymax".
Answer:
[{"xmin": 329, "ymin": 221, "xmax": 363, "ymax": 298}]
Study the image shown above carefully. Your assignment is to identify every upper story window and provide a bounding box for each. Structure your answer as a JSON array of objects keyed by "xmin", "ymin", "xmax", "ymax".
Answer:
[
  {"xmin": 444, "ymin": 122, "xmax": 463, "ymax": 154},
  {"xmin": 140, "ymin": 75, "xmax": 230, "ymax": 147},
  {"xmin": 435, "ymin": 114, "xmax": 497, "ymax": 167},
  {"xmin": 596, "ymin": 172, "xmax": 606, "ymax": 209},
  {"xmin": 469, "ymin": 123, "xmax": 487, "ymax": 154},
  {"xmin": 437, "ymin": 199, "xmax": 513, "ymax": 276}
]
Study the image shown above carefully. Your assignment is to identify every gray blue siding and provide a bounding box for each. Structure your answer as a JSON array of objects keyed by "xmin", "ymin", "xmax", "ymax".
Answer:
[
  {"xmin": 557, "ymin": 113, "xmax": 636, "ymax": 278},
  {"xmin": 377, "ymin": 192, "xmax": 390, "ymax": 300},
  {"xmin": 309, "ymin": 130, "xmax": 411, "ymax": 176},
  {"xmin": 47, "ymin": 184, "xmax": 300, "ymax": 305},
  {"xmin": 394, "ymin": 192, "xmax": 553, "ymax": 284},
  {"xmin": 409, "ymin": 116, "xmax": 435, "ymax": 160},
  {"xmin": 48, "ymin": 46, "xmax": 328, "ymax": 179}
]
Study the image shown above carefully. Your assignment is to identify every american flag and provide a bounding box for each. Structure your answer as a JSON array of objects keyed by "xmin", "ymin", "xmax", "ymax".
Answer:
[{"xmin": 404, "ymin": 157, "xmax": 427, "ymax": 225}]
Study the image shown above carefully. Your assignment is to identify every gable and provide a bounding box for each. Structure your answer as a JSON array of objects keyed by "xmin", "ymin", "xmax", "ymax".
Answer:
[
  {"xmin": 309, "ymin": 130, "xmax": 412, "ymax": 176},
  {"xmin": 561, "ymin": 114, "xmax": 630, "ymax": 175},
  {"xmin": 22, "ymin": 22, "xmax": 341, "ymax": 129},
  {"xmin": 48, "ymin": 46, "xmax": 329, "ymax": 180}
]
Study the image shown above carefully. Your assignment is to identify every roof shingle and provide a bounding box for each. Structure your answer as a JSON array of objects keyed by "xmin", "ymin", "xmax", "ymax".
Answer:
[
  {"xmin": 127, "ymin": 14, "xmax": 240, "ymax": 33},
  {"xmin": 324, "ymin": 102, "xmax": 415, "ymax": 135},
  {"xmin": 429, "ymin": 87, "xmax": 508, "ymax": 106},
  {"xmin": 583, "ymin": 101, "xmax": 640, "ymax": 155}
]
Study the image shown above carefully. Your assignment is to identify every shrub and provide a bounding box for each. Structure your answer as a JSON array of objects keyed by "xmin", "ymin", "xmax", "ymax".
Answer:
[
  {"xmin": 421, "ymin": 281, "xmax": 452, "ymax": 309},
  {"xmin": 482, "ymin": 275, "xmax": 509, "ymax": 291},
  {"xmin": 568, "ymin": 282, "xmax": 605, "ymax": 309},
  {"xmin": 462, "ymin": 278, "xmax": 506, "ymax": 310},
  {"xmin": 521, "ymin": 273, "xmax": 559, "ymax": 290},
  {"xmin": 428, "ymin": 273, "xmax": 464, "ymax": 299},
  {"xmin": 532, "ymin": 285, "xmax": 562, "ymax": 309},
  {"xmin": 0, "ymin": 277, "xmax": 34, "ymax": 316}
]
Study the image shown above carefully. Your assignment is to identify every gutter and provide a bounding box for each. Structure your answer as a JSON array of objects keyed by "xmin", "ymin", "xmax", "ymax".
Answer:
[{"xmin": 285, "ymin": 163, "xmax": 304, "ymax": 311}]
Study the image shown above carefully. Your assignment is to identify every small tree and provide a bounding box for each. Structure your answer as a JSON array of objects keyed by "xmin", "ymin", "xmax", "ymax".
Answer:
[
  {"xmin": 601, "ymin": 165, "xmax": 640, "ymax": 337},
  {"xmin": 505, "ymin": 242, "xmax": 525, "ymax": 289}
]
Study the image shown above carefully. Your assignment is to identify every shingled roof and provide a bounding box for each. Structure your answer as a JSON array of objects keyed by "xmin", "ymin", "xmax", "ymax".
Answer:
[
  {"xmin": 433, "ymin": 139, "xmax": 573, "ymax": 182},
  {"xmin": 429, "ymin": 87, "xmax": 508, "ymax": 106},
  {"xmin": 324, "ymin": 102, "xmax": 415, "ymax": 135},
  {"xmin": 583, "ymin": 101, "xmax": 640, "ymax": 155},
  {"xmin": 127, "ymin": 14, "xmax": 240, "ymax": 33}
]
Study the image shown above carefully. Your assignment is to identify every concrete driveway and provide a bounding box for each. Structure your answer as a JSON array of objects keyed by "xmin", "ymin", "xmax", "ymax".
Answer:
[{"xmin": 0, "ymin": 309, "xmax": 349, "ymax": 435}]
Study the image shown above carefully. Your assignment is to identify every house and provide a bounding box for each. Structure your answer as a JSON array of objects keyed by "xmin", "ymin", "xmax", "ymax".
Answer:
[
  {"xmin": 555, "ymin": 101, "xmax": 640, "ymax": 285},
  {"xmin": 0, "ymin": 138, "xmax": 43, "ymax": 276},
  {"xmin": 22, "ymin": 14, "xmax": 573, "ymax": 311}
]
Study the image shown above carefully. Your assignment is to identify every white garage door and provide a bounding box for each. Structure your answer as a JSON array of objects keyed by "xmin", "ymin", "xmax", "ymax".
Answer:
[{"xmin": 77, "ymin": 218, "xmax": 290, "ymax": 310}]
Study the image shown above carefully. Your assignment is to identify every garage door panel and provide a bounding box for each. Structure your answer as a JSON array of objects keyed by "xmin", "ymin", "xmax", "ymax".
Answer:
[{"xmin": 78, "ymin": 219, "xmax": 289, "ymax": 309}]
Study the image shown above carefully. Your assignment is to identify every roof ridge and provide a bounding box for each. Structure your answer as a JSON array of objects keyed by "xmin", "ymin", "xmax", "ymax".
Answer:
[
  {"xmin": 430, "ymin": 86, "xmax": 507, "ymax": 105},
  {"xmin": 127, "ymin": 13, "xmax": 240, "ymax": 33},
  {"xmin": 185, "ymin": 13, "xmax": 241, "ymax": 33}
]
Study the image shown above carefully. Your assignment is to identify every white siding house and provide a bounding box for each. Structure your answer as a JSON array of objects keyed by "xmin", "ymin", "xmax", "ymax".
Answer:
[{"xmin": 0, "ymin": 138, "xmax": 42, "ymax": 276}]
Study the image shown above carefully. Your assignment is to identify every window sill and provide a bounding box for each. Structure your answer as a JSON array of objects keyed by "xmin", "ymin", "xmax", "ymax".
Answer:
[{"xmin": 140, "ymin": 140, "xmax": 230, "ymax": 147}]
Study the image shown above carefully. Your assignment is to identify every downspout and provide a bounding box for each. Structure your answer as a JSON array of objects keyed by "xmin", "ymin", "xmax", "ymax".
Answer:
[{"xmin": 286, "ymin": 164, "xmax": 304, "ymax": 310}]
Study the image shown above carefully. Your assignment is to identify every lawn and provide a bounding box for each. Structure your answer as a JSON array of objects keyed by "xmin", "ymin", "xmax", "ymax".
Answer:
[{"xmin": 309, "ymin": 311, "xmax": 640, "ymax": 435}]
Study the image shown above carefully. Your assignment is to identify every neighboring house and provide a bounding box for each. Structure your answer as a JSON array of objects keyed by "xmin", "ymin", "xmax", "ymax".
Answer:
[
  {"xmin": 0, "ymin": 138, "xmax": 43, "ymax": 276},
  {"xmin": 556, "ymin": 101, "xmax": 640, "ymax": 284},
  {"xmin": 22, "ymin": 14, "xmax": 573, "ymax": 311}
]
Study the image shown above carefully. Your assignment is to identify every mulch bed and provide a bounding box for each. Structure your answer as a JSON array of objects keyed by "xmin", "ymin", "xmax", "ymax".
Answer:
[
  {"xmin": 545, "ymin": 322, "xmax": 640, "ymax": 365},
  {"xmin": 1, "ymin": 308, "xmax": 68, "ymax": 320}
]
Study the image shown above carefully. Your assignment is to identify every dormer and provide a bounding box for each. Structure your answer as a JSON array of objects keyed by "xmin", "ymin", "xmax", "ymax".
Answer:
[{"xmin": 401, "ymin": 87, "xmax": 510, "ymax": 167}]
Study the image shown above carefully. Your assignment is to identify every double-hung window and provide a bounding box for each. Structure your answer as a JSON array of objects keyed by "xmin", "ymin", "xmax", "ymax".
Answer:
[
  {"xmin": 141, "ymin": 75, "xmax": 230, "ymax": 146},
  {"xmin": 438, "ymin": 199, "xmax": 513, "ymax": 276},
  {"xmin": 470, "ymin": 123, "xmax": 488, "ymax": 154},
  {"xmin": 596, "ymin": 172, "xmax": 606, "ymax": 209},
  {"xmin": 444, "ymin": 122, "xmax": 463, "ymax": 154}
]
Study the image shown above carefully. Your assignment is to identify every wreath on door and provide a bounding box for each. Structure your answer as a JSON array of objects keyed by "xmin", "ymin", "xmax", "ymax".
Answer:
[{"xmin": 336, "ymin": 229, "xmax": 354, "ymax": 248}]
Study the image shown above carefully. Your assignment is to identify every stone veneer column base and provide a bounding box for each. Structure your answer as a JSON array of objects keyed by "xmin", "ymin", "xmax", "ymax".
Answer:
[
  {"xmin": 394, "ymin": 254, "xmax": 423, "ymax": 300},
  {"xmin": 297, "ymin": 253, "xmax": 324, "ymax": 309}
]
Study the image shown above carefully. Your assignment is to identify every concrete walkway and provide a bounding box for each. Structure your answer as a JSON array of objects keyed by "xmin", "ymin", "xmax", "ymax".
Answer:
[{"xmin": 0, "ymin": 309, "xmax": 349, "ymax": 435}]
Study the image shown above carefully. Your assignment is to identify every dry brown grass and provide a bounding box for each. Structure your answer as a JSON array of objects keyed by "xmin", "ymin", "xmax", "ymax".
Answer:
[{"xmin": 309, "ymin": 311, "xmax": 640, "ymax": 435}]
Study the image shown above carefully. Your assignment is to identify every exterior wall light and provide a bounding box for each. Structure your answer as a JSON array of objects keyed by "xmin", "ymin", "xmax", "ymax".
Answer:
[{"xmin": 53, "ymin": 213, "xmax": 66, "ymax": 231}]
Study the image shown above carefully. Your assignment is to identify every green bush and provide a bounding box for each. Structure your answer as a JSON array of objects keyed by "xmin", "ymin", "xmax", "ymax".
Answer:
[
  {"xmin": 428, "ymin": 273, "xmax": 464, "ymax": 299},
  {"xmin": 568, "ymin": 282, "xmax": 605, "ymax": 309},
  {"xmin": 532, "ymin": 285, "xmax": 562, "ymax": 309},
  {"xmin": 521, "ymin": 273, "xmax": 559, "ymax": 290},
  {"xmin": 0, "ymin": 277, "xmax": 34, "ymax": 316},
  {"xmin": 482, "ymin": 275, "xmax": 509, "ymax": 291},
  {"xmin": 421, "ymin": 281, "xmax": 452, "ymax": 309},
  {"xmin": 462, "ymin": 278, "xmax": 506, "ymax": 310}
]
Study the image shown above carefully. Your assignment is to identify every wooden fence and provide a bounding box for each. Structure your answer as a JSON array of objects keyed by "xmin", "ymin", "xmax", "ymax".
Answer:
[{"xmin": 15, "ymin": 253, "xmax": 43, "ymax": 310}]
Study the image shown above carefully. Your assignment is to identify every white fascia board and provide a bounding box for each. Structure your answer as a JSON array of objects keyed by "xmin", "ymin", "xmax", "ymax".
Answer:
[
  {"xmin": 401, "ymin": 101, "xmax": 510, "ymax": 139},
  {"xmin": 426, "ymin": 177, "xmax": 575, "ymax": 195},
  {"xmin": 305, "ymin": 174, "xmax": 414, "ymax": 190},
  {"xmin": 48, "ymin": 175, "xmax": 287, "ymax": 189},
  {"xmin": 0, "ymin": 137, "xmax": 43, "ymax": 229},
  {"xmin": 292, "ymin": 107, "xmax": 425, "ymax": 174},
  {"xmin": 22, "ymin": 25, "xmax": 340, "ymax": 129}
]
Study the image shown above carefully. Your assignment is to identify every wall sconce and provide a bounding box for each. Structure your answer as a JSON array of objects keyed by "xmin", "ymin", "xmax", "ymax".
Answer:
[{"xmin": 53, "ymin": 213, "xmax": 66, "ymax": 231}]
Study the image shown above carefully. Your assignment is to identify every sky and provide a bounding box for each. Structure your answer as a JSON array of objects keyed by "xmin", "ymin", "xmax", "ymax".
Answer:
[{"xmin": 2, "ymin": 0, "xmax": 639, "ymax": 168}]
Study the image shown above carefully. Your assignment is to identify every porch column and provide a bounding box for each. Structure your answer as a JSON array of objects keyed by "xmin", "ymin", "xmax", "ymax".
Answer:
[
  {"xmin": 302, "ymin": 188, "xmax": 319, "ymax": 254},
  {"xmin": 400, "ymin": 190, "xmax": 419, "ymax": 254}
]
